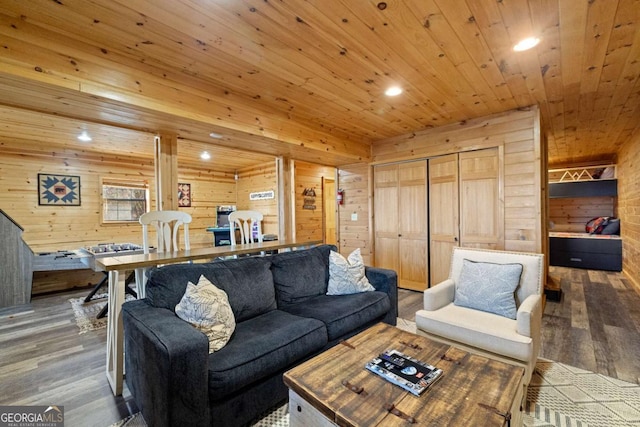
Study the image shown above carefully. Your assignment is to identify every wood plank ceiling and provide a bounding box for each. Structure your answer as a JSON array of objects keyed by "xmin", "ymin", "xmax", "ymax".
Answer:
[{"xmin": 0, "ymin": 0, "xmax": 638, "ymax": 167}]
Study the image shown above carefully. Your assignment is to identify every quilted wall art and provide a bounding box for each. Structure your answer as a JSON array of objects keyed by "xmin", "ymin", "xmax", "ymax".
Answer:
[{"xmin": 38, "ymin": 173, "xmax": 81, "ymax": 206}]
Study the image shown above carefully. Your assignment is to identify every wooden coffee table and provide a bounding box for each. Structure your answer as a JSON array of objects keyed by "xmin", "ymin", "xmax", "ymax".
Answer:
[{"xmin": 284, "ymin": 323, "xmax": 524, "ymax": 426}]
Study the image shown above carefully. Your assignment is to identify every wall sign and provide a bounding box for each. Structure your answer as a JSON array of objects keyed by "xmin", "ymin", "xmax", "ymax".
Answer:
[
  {"xmin": 38, "ymin": 173, "xmax": 81, "ymax": 206},
  {"xmin": 302, "ymin": 187, "xmax": 316, "ymax": 210},
  {"xmin": 250, "ymin": 190, "xmax": 275, "ymax": 200}
]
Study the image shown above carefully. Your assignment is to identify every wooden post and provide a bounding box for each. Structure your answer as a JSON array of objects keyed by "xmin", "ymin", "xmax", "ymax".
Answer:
[
  {"xmin": 154, "ymin": 133, "xmax": 178, "ymax": 211},
  {"xmin": 277, "ymin": 156, "xmax": 295, "ymax": 240}
]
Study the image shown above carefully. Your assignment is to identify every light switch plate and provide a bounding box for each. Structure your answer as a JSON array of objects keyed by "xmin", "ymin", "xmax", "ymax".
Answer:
[{"xmin": 351, "ymin": 212, "xmax": 358, "ymax": 221}]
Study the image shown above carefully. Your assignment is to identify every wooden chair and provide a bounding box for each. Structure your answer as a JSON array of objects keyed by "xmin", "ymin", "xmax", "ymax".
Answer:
[
  {"xmin": 229, "ymin": 210, "xmax": 263, "ymax": 245},
  {"xmin": 135, "ymin": 210, "xmax": 192, "ymax": 297},
  {"xmin": 227, "ymin": 210, "xmax": 264, "ymax": 258}
]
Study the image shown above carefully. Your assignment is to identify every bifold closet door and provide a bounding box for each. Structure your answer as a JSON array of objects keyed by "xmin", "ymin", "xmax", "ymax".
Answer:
[
  {"xmin": 374, "ymin": 164, "xmax": 399, "ymax": 273},
  {"xmin": 428, "ymin": 154, "xmax": 459, "ymax": 286},
  {"xmin": 397, "ymin": 161, "xmax": 428, "ymax": 291},
  {"xmin": 428, "ymin": 148, "xmax": 503, "ymax": 286},
  {"xmin": 459, "ymin": 148, "xmax": 503, "ymax": 249},
  {"xmin": 374, "ymin": 161, "xmax": 428, "ymax": 291}
]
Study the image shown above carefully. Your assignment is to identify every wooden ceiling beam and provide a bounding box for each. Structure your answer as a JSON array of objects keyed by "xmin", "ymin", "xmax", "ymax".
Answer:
[{"xmin": 0, "ymin": 12, "xmax": 371, "ymax": 164}]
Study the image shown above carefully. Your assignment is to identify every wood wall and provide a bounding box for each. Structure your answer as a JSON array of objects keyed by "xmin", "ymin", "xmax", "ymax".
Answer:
[
  {"xmin": 373, "ymin": 107, "xmax": 546, "ymax": 254},
  {"xmin": 294, "ymin": 161, "xmax": 336, "ymax": 243},
  {"xmin": 0, "ymin": 125, "xmax": 336, "ymax": 258},
  {"xmin": 0, "ymin": 140, "xmax": 156, "ymax": 253},
  {"xmin": 549, "ymin": 197, "xmax": 616, "ymax": 232},
  {"xmin": 0, "ymin": 141, "xmax": 244, "ymax": 253},
  {"xmin": 176, "ymin": 162, "xmax": 237, "ymax": 248},
  {"xmin": 338, "ymin": 107, "xmax": 545, "ymax": 270},
  {"xmin": 337, "ymin": 164, "xmax": 372, "ymax": 264},
  {"xmin": 0, "ymin": 135, "xmax": 280, "ymax": 295},
  {"xmin": 617, "ymin": 133, "xmax": 640, "ymax": 290},
  {"xmin": 236, "ymin": 161, "xmax": 279, "ymax": 236}
]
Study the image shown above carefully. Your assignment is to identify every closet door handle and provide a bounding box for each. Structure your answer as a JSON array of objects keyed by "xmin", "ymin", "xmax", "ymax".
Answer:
[
  {"xmin": 398, "ymin": 234, "xmax": 402, "ymax": 237},
  {"xmin": 454, "ymin": 237, "xmax": 458, "ymax": 242}
]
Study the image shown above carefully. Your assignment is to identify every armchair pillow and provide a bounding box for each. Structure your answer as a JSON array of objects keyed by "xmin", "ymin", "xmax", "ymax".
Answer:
[
  {"xmin": 175, "ymin": 274, "xmax": 236, "ymax": 353},
  {"xmin": 327, "ymin": 248, "xmax": 375, "ymax": 295},
  {"xmin": 453, "ymin": 259, "xmax": 523, "ymax": 319}
]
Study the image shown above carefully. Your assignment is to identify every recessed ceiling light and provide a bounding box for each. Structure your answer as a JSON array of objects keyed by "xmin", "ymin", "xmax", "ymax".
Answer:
[
  {"xmin": 385, "ymin": 86, "xmax": 403, "ymax": 97},
  {"xmin": 200, "ymin": 151, "xmax": 211, "ymax": 160},
  {"xmin": 209, "ymin": 132, "xmax": 223, "ymax": 139},
  {"xmin": 513, "ymin": 37, "xmax": 540, "ymax": 52},
  {"xmin": 77, "ymin": 131, "xmax": 92, "ymax": 142}
]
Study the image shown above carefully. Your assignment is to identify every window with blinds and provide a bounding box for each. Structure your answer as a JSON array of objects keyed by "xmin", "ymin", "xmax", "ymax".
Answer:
[{"xmin": 101, "ymin": 179, "xmax": 149, "ymax": 222}]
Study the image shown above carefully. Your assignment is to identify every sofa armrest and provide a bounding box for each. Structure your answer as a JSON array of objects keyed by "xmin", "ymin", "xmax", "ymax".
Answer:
[
  {"xmin": 123, "ymin": 299, "xmax": 210, "ymax": 427},
  {"xmin": 423, "ymin": 279, "xmax": 455, "ymax": 311},
  {"xmin": 365, "ymin": 266, "xmax": 398, "ymax": 325},
  {"xmin": 516, "ymin": 294, "xmax": 542, "ymax": 338}
]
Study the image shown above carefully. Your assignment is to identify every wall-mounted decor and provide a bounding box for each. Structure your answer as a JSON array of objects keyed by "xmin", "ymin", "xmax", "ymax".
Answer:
[
  {"xmin": 302, "ymin": 187, "xmax": 316, "ymax": 210},
  {"xmin": 178, "ymin": 183, "xmax": 191, "ymax": 207},
  {"xmin": 38, "ymin": 173, "xmax": 81, "ymax": 206},
  {"xmin": 250, "ymin": 190, "xmax": 275, "ymax": 201}
]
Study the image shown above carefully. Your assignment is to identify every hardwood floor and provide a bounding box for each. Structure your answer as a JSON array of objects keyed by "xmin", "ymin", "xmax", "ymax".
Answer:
[
  {"xmin": 0, "ymin": 290, "xmax": 138, "ymax": 427},
  {"xmin": 1, "ymin": 266, "xmax": 638, "ymax": 426},
  {"xmin": 541, "ymin": 267, "xmax": 640, "ymax": 384}
]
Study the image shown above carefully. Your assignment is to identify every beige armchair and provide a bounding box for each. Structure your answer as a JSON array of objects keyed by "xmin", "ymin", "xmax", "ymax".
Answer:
[{"xmin": 415, "ymin": 247, "xmax": 544, "ymax": 388}]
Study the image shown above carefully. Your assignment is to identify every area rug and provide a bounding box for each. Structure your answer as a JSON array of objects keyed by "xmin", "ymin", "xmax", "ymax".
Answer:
[
  {"xmin": 526, "ymin": 361, "xmax": 640, "ymax": 426},
  {"xmin": 69, "ymin": 292, "xmax": 134, "ymax": 334}
]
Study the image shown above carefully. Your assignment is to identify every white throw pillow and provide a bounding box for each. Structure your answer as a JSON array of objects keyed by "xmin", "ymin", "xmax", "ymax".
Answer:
[
  {"xmin": 327, "ymin": 248, "xmax": 375, "ymax": 295},
  {"xmin": 453, "ymin": 259, "xmax": 523, "ymax": 319},
  {"xmin": 175, "ymin": 275, "xmax": 236, "ymax": 353}
]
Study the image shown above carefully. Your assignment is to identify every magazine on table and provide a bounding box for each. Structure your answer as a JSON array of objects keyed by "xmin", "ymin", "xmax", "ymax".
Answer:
[{"xmin": 365, "ymin": 349, "xmax": 443, "ymax": 396}]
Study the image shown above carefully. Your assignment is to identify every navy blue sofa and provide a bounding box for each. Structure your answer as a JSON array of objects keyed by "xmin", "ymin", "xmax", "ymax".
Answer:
[{"xmin": 122, "ymin": 245, "xmax": 397, "ymax": 427}]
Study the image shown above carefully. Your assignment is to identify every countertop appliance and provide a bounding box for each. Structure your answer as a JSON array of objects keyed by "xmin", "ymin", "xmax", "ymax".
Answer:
[{"xmin": 216, "ymin": 205, "xmax": 236, "ymax": 228}]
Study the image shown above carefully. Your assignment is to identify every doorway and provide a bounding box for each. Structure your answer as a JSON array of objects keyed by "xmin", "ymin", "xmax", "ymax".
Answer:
[{"xmin": 323, "ymin": 177, "xmax": 337, "ymax": 245}]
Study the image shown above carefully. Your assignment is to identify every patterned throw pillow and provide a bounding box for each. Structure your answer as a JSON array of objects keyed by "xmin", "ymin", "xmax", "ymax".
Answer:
[
  {"xmin": 326, "ymin": 248, "xmax": 375, "ymax": 295},
  {"xmin": 453, "ymin": 259, "xmax": 523, "ymax": 319},
  {"xmin": 175, "ymin": 275, "xmax": 236, "ymax": 353}
]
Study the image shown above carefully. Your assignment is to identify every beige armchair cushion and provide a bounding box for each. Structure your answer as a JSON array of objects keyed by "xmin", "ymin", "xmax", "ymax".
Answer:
[{"xmin": 416, "ymin": 303, "xmax": 534, "ymax": 361}]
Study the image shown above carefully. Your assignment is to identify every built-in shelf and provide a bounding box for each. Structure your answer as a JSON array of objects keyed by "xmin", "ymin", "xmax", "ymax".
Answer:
[
  {"xmin": 548, "ymin": 164, "xmax": 616, "ymax": 183},
  {"xmin": 548, "ymin": 164, "xmax": 617, "ymax": 198},
  {"xmin": 549, "ymin": 180, "xmax": 617, "ymax": 198}
]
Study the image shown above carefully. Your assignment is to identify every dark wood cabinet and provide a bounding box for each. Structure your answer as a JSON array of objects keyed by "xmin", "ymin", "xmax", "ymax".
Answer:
[
  {"xmin": 549, "ymin": 234, "xmax": 622, "ymax": 271},
  {"xmin": 549, "ymin": 179, "xmax": 617, "ymax": 198}
]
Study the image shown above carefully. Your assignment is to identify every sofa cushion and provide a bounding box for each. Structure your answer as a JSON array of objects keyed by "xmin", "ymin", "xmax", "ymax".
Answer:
[
  {"xmin": 175, "ymin": 275, "xmax": 236, "ymax": 353},
  {"xmin": 454, "ymin": 259, "xmax": 523, "ymax": 319},
  {"xmin": 280, "ymin": 291, "xmax": 390, "ymax": 341},
  {"xmin": 207, "ymin": 310, "xmax": 327, "ymax": 397},
  {"xmin": 327, "ymin": 249, "xmax": 375, "ymax": 295},
  {"xmin": 271, "ymin": 245, "xmax": 336, "ymax": 307},
  {"xmin": 145, "ymin": 257, "xmax": 277, "ymax": 322},
  {"xmin": 416, "ymin": 303, "xmax": 533, "ymax": 362}
]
